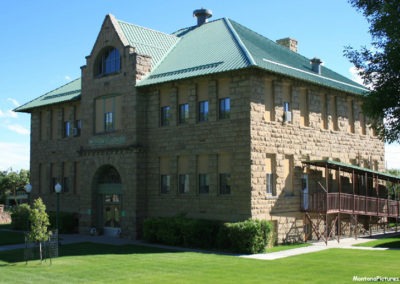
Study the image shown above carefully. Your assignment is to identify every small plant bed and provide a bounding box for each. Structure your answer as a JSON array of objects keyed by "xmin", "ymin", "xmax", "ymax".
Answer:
[
  {"xmin": 354, "ymin": 237, "xmax": 400, "ymax": 249},
  {"xmin": 266, "ymin": 242, "xmax": 311, "ymax": 253}
]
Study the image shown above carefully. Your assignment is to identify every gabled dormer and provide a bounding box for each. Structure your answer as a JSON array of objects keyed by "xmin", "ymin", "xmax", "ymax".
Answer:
[
  {"xmin": 81, "ymin": 14, "xmax": 137, "ymax": 83},
  {"xmin": 81, "ymin": 14, "xmax": 179, "ymax": 84}
]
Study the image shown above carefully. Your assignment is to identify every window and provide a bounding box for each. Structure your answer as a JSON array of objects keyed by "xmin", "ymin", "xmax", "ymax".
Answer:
[
  {"xmin": 199, "ymin": 174, "xmax": 209, "ymax": 194},
  {"xmin": 266, "ymin": 173, "xmax": 276, "ymax": 196},
  {"xmin": 64, "ymin": 121, "xmax": 71, "ymax": 138},
  {"xmin": 219, "ymin": 98, "xmax": 230, "ymax": 119},
  {"xmin": 283, "ymin": 102, "xmax": 290, "ymax": 112},
  {"xmin": 63, "ymin": 177, "xmax": 69, "ymax": 193},
  {"xmin": 160, "ymin": 175, "xmax": 171, "ymax": 194},
  {"xmin": 198, "ymin": 101, "xmax": 209, "ymax": 122},
  {"xmin": 160, "ymin": 106, "xmax": 171, "ymax": 126},
  {"xmin": 104, "ymin": 112, "xmax": 114, "ymax": 132},
  {"xmin": 96, "ymin": 47, "xmax": 121, "ymax": 76},
  {"xmin": 179, "ymin": 103, "xmax": 189, "ymax": 124},
  {"xmin": 179, "ymin": 174, "xmax": 190, "ymax": 194},
  {"xmin": 219, "ymin": 173, "xmax": 231, "ymax": 194},
  {"xmin": 51, "ymin": 177, "xmax": 57, "ymax": 193},
  {"xmin": 95, "ymin": 96, "xmax": 122, "ymax": 133},
  {"xmin": 74, "ymin": 120, "xmax": 82, "ymax": 136}
]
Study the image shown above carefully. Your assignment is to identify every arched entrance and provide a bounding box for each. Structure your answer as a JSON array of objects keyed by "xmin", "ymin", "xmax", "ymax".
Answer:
[{"xmin": 93, "ymin": 165, "xmax": 122, "ymax": 236}]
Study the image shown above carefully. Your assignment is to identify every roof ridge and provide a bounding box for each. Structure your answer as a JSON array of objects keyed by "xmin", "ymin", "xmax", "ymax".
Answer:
[
  {"xmin": 228, "ymin": 18, "xmax": 313, "ymax": 64},
  {"xmin": 117, "ymin": 19, "xmax": 178, "ymax": 39},
  {"xmin": 223, "ymin": 18, "xmax": 256, "ymax": 66}
]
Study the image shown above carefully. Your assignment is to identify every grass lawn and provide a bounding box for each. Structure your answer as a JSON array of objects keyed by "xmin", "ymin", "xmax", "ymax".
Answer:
[
  {"xmin": 0, "ymin": 242, "xmax": 399, "ymax": 283},
  {"xmin": 266, "ymin": 242, "xmax": 310, "ymax": 253},
  {"xmin": 355, "ymin": 236, "xmax": 400, "ymax": 249}
]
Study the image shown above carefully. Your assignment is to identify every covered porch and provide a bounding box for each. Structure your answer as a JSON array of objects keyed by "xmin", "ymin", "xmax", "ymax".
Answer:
[{"xmin": 302, "ymin": 160, "xmax": 400, "ymax": 244}]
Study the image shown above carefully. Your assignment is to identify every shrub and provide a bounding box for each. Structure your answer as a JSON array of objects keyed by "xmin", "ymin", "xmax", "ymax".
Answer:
[
  {"xmin": 143, "ymin": 216, "xmax": 273, "ymax": 254},
  {"xmin": 217, "ymin": 219, "xmax": 273, "ymax": 254},
  {"xmin": 181, "ymin": 219, "xmax": 221, "ymax": 248},
  {"xmin": 10, "ymin": 203, "xmax": 31, "ymax": 230}
]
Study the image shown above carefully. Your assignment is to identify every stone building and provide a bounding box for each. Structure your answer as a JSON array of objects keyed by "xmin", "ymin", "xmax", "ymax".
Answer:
[{"xmin": 16, "ymin": 9, "xmax": 388, "ymax": 242}]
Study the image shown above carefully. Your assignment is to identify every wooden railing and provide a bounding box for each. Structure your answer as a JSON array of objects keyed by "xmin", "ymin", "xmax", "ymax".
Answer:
[{"xmin": 304, "ymin": 192, "xmax": 400, "ymax": 217}]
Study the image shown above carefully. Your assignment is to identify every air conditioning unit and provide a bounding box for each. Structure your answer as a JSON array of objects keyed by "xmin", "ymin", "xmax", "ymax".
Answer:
[{"xmin": 284, "ymin": 111, "xmax": 292, "ymax": 122}]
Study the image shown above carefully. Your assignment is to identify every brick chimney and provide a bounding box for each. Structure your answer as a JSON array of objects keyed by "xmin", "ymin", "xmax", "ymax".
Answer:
[
  {"xmin": 193, "ymin": 8, "xmax": 212, "ymax": 26},
  {"xmin": 276, "ymin": 37, "xmax": 298, "ymax": 53}
]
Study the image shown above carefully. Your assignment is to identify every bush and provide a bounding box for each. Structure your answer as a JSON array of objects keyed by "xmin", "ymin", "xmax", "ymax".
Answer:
[
  {"xmin": 220, "ymin": 219, "xmax": 273, "ymax": 254},
  {"xmin": 181, "ymin": 219, "xmax": 221, "ymax": 248},
  {"xmin": 143, "ymin": 216, "xmax": 273, "ymax": 254},
  {"xmin": 10, "ymin": 203, "xmax": 31, "ymax": 230}
]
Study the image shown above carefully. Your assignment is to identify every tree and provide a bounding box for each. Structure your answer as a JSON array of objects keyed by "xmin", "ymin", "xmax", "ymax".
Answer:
[
  {"xmin": 0, "ymin": 169, "xmax": 30, "ymax": 205},
  {"xmin": 387, "ymin": 169, "xmax": 400, "ymax": 200},
  {"xmin": 344, "ymin": 0, "xmax": 400, "ymax": 143},
  {"xmin": 28, "ymin": 198, "xmax": 51, "ymax": 262}
]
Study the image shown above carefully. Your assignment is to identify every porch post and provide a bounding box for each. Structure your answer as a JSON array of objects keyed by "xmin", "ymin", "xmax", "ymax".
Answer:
[
  {"xmin": 338, "ymin": 166, "xmax": 341, "ymax": 243},
  {"xmin": 325, "ymin": 164, "xmax": 329, "ymax": 245}
]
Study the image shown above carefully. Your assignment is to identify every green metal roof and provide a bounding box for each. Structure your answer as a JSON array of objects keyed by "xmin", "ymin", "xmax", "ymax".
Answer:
[
  {"xmin": 117, "ymin": 20, "xmax": 179, "ymax": 68},
  {"xmin": 303, "ymin": 160, "xmax": 400, "ymax": 183},
  {"xmin": 138, "ymin": 18, "xmax": 368, "ymax": 95},
  {"xmin": 15, "ymin": 78, "xmax": 81, "ymax": 112},
  {"xmin": 17, "ymin": 15, "xmax": 368, "ymax": 112}
]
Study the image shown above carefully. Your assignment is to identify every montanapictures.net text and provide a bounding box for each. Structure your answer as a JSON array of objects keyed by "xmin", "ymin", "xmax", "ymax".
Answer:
[{"xmin": 353, "ymin": 276, "xmax": 400, "ymax": 282}]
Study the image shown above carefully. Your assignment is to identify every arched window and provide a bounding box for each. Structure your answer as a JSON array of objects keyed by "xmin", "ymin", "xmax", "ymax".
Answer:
[{"xmin": 95, "ymin": 47, "xmax": 121, "ymax": 77}]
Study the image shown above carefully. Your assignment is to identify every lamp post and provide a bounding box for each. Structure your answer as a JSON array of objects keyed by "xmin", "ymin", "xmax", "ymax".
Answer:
[
  {"xmin": 54, "ymin": 182, "xmax": 62, "ymax": 242},
  {"xmin": 24, "ymin": 183, "xmax": 32, "ymax": 232},
  {"xmin": 24, "ymin": 183, "xmax": 32, "ymax": 205}
]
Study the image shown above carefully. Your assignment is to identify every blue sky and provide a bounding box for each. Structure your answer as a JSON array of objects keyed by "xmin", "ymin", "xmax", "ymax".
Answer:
[{"xmin": 1, "ymin": 0, "xmax": 398, "ymax": 170}]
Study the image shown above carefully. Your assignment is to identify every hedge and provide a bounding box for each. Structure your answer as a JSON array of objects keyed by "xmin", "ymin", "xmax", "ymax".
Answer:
[{"xmin": 143, "ymin": 216, "xmax": 273, "ymax": 254}]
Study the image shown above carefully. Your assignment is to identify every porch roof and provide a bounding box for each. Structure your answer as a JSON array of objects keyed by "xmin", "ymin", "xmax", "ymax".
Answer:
[{"xmin": 302, "ymin": 160, "xmax": 400, "ymax": 183}]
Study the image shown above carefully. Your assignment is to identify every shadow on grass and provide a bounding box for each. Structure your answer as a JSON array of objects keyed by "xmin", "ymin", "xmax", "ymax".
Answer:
[
  {"xmin": 371, "ymin": 240, "xmax": 400, "ymax": 249},
  {"xmin": 0, "ymin": 242, "xmax": 178, "ymax": 265}
]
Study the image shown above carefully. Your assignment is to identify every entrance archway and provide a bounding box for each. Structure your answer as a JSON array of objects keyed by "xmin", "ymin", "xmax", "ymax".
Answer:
[{"xmin": 93, "ymin": 165, "xmax": 122, "ymax": 236}]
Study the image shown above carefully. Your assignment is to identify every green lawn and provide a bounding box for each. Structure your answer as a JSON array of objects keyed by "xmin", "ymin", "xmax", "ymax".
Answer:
[
  {"xmin": 355, "ymin": 236, "xmax": 400, "ymax": 249},
  {"xmin": 0, "ymin": 243, "xmax": 399, "ymax": 283},
  {"xmin": 266, "ymin": 242, "xmax": 310, "ymax": 253}
]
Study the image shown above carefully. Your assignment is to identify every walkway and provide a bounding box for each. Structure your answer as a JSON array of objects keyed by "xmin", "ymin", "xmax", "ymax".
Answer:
[{"xmin": 240, "ymin": 236, "xmax": 389, "ymax": 260}]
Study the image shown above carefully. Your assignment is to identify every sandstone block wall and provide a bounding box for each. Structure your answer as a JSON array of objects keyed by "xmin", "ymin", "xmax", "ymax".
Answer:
[{"xmin": 248, "ymin": 72, "xmax": 384, "ymax": 242}]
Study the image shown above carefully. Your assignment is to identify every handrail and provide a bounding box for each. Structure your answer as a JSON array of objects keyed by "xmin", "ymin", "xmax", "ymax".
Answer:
[{"xmin": 305, "ymin": 192, "xmax": 398, "ymax": 217}]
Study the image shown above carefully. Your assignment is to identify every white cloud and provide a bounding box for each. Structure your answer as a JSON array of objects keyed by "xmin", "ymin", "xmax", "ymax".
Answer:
[
  {"xmin": 349, "ymin": 66, "xmax": 364, "ymax": 86},
  {"xmin": 385, "ymin": 143, "xmax": 400, "ymax": 170},
  {"xmin": 7, "ymin": 98, "xmax": 20, "ymax": 107},
  {"xmin": 65, "ymin": 75, "xmax": 72, "ymax": 81},
  {"xmin": 0, "ymin": 109, "xmax": 18, "ymax": 118},
  {"xmin": 0, "ymin": 142, "xmax": 30, "ymax": 171},
  {"xmin": 7, "ymin": 124, "xmax": 30, "ymax": 135}
]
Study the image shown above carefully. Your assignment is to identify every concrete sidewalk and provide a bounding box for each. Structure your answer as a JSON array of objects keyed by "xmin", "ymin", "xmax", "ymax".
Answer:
[{"xmin": 240, "ymin": 235, "xmax": 391, "ymax": 260}]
